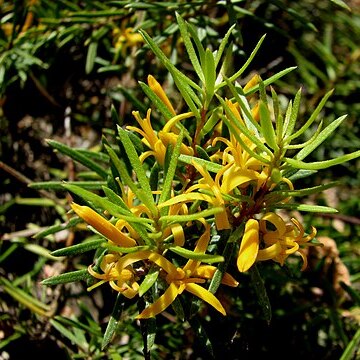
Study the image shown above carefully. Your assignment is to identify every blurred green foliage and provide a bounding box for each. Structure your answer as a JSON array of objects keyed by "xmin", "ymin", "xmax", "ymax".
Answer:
[{"xmin": 1, "ymin": 1, "xmax": 359, "ymax": 359}]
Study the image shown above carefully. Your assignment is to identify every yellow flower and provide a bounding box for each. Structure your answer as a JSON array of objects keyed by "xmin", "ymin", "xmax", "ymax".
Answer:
[
  {"xmin": 237, "ymin": 219, "xmax": 259, "ymax": 272},
  {"xmin": 71, "ymin": 203, "xmax": 137, "ymax": 247},
  {"xmin": 137, "ymin": 224, "xmax": 238, "ymax": 318},
  {"xmin": 127, "ymin": 109, "xmax": 193, "ymax": 165},
  {"xmin": 147, "ymin": 75, "xmax": 176, "ymax": 116},
  {"xmin": 237, "ymin": 212, "xmax": 317, "ymax": 272},
  {"xmin": 87, "ymin": 253, "xmax": 140, "ymax": 299},
  {"xmin": 159, "ymin": 158, "xmax": 266, "ymax": 230},
  {"xmin": 113, "ymin": 27, "xmax": 143, "ymax": 56}
]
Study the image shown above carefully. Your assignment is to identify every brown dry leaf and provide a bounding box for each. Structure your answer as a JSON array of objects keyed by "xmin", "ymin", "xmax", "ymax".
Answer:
[{"xmin": 306, "ymin": 236, "xmax": 351, "ymax": 299}]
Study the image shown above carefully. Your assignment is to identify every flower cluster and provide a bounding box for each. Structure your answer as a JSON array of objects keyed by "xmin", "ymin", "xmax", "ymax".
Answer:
[
  {"xmin": 44, "ymin": 15, "xmax": 359, "ymax": 326},
  {"xmin": 68, "ymin": 71, "xmax": 320, "ymax": 319}
]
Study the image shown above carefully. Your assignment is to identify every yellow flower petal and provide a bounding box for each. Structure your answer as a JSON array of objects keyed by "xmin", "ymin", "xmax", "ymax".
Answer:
[
  {"xmin": 237, "ymin": 219, "xmax": 259, "ymax": 272},
  {"xmin": 256, "ymin": 242, "xmax": 282, "ymax": 261},
  {"xmin": 193, "ymin": 265, "xmax": 239, "ymax": 287},
  {"xmin": 259, "ymin": 212, "xmax": 287, "ymax": 236},
  {"xmin": 170, "ymin": 223, "xmax": 185, "ymax": 246},
  {"xmin": 185, "ymin": 283, "xmax": 226, "ymax": 316},
  {"xmin": 220, "ymin": 166, "xmax": 260, "ymax": 194},
  {"xmin": 137, "ymin": 282, "xmax": 179, "ymax": 319},
  {"xmin": 71, "ymin": 203, "xmax": 136, "ymax": 247},
  {"xmin": 243, "ymin": 74, "xmax": 260, "ymax": 92},
  {"xmin": 147, "ymin": 75, "xmax": 176, "ymax": 116}
]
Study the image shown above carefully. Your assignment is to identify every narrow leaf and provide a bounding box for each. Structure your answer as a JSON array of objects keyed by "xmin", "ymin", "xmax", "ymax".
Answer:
[
  {"xmin": 214, "ymin": 24, "xmax": 236, "ymax": 68},
  {"xmin": 204, "ymin": 48, "xmax": 216, "ymax": 106},
  {"xmin": 117, "ymin": 127, "xmax": 157, "ymax": 215},
  {"xmin": 102, "ymin": 293, "xmax": 124, "ymax": 350},
  {"xmin": 29, "ymin": 181, "xmax": 107, "ymax": 191},
  {"xmin": 47, "ymin": 140, "xmax": 108, "ymax": 179},
  {"xmin": 34, "ymin": 217, "xmax": 83, "ymax": 239},
  {"xmin": 259, "ymin": 101, "xmax": 279, "ymax": 151},
  {"xmin": 286, "ymin": 150, "xmax": 360, "ymax": 170},
  {"xmin": 295, "ymin": 115, "xmax": 347, "ymax": 161},
  {"xmin": 159, "ymin": 130, "xmax": 184, "ymax": 210},
  {"xmin": 168, "ymin": 246, "xmax": 224, "ymax": 264},
  {"xmin": 51, "ymin": 239, "xmax": 105, "ymax": 257},
  {"xmin": 275, "ymin": 203, "xmax": 338, "ymax": 213},
  {"xmin": 288, "ymin": 89, "xmax": 334, "ymax": 141},
  {"xmin": 41, "ymin": 269, "xmax": 91, "ymax": 286},
  {"xmin": 176, "ymin": 13, "xmax": 204, "ymax": 83},
  {"xmin": 249, "ymin": 265, "xmax": 271, "ymax": 323},
  {"xmin": 160, "ymin": 207, "xmax": 224, "ymax": 225},
  {"xmin": 219, "ymin": 34, "xmax": 266, "ymax": 88},
  {"xmin": 339, "ymin": 328, "xmax": 360, "ymax": 360},
  {"xmin": 178, "ymin": 154, "xmax": 222, "ymax": 173},
  {"xmin": 139, "ymin": 267, "xmax": 160, "ymax": 297}
]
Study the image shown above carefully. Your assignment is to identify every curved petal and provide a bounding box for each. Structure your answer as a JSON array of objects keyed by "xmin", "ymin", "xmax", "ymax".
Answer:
[
  {"xmin": 220, "ymin": 166, "xmax": 260, "ymax": 194},
  {"xmin": 71, "ymin": 203, "xmax": 136, "ymax": 247},
  {"xmin": 256, "ymin": 242, "xmax": 282, "ymax": 261},
  {"xmin": 185, "ymin": 283, "xmax": 226, "ymax": 316},
  {"xmin": 170, "ymin": 223, "xmax": 185, "ymax": 246},
  {"xmin": 147, "ymin": 75, "xmax": 176, "ymax": 116},
  {"xmin": 136, "ymin": 283, "xmax": 179, "ymax": 319},
  {"xmin": 193, "ymin": 265, "xmax": 239, "ymax": 287},
  {"xmin": 237, "ymin": 219, "xmax": 259, "ymax": 272},
  {"xmin": 260, "ymin": 212, "xmax": 287, "ymax": 236}
]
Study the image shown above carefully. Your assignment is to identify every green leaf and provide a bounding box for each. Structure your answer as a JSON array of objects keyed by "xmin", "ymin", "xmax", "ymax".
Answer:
[
  {"xmin": 340, "ymin": 328, "xmax": 360, "ymax": 360},
  {"xmin": 259, "ymin": 101, "xmax": 279, "ymax": 151},
  {"xmin": 41, "ymin": 269, "xmax": 91, "ymax": 286},
  {"xmin": 63, "ymin": 183, "xmax": 150, "ymax": 223},
  {"xmin": 285, "ymin": 150, "xmax": 360, "ymax": 170},
  {"xmin": 249, "ymin": 265, "xmax": 271, "ymax": 323},
  {"xmin": 295, "ymin": 115, "xmax": 347, "ymax": 161},
  {"xmin": 245, "ymin": 67, "xmax": 298, "ymax": 96},
  {"xmin": 51, "ymin": 239, "xmax": 105, "ymax": 257},
  {"xmin": 50, "ymin": 319, "xmax": 88, "ymax": 350},
  {"xmin": 283, "ymin": 88, "xmax": 302, "ymax": 138},
  {"xmin": 24, "ymin": 244, "xmax": 62, "ymax": 261},
  {"xmin": 275, "ymin": 203, "xmax": 338, "ymax": 213},
  {"xmin": 208, "ymin": 227, "xmax": 241, "ymax": 294},
  {"xmin": 117, "ymin": 127, "xmax": 157, "ymax": 215},
  {"xmin": 269, "ymin": 181, "xmax": 340, "ymax": 197},
  {"xmin": 102, "ymin": 293, "xmax": 124, "ymax": 350},
  {"xmin": 287, "ymin": 169, "xmax": 317, "ymax": 181},
  {"xmin": 160, "ymin": 207, "xmax": 224, "ymax": 225},
  {"xmin": 86, "ymin": 42, "xmax": 97, "ymax": 74},
  {"xmin": 288, "ymin": 89, "xmax": 334, "ymax": 142},
  {"xmin": 168, "ymin": 246, "xmax": 224, "ymax": 264},
  {"xmin": 159, "ymin": 130, "xmax": 184, "ymax": 213},
  {"xmin": 330, "ymin": 0, "xmax": 352, "ymax": 11},
  {"xmin": 139, "ymin": 29, "xmax": 201, "ymax": 119},
  {"xmin": 1, "ymin": 277, "xmax": 51, "ymax": 317},
  {"xmin": 178, "ymin": 154, "xmax": 222, "ymax": 173},
  {"xmin": 223, "ymin": 77, "xmax": 261, "ymax": 135},
  {"xmin": 29, "ymin": 181, "xmax": 107, "ymax": 191},
  {"xmin": 203, "ymin": 48, "xmax": 216, "ymax": 107},
  {"xmin": 103, "ymin": 145, "xmax": 157, "ymax": 231},
  {"xmin": 101, "ymin": 243, "xmax": 152, "ymax": 254},
  {"xmin": 34, "ymin": 217, "xmax": 83, "ymax": 239},
  {"xmin": 218, "ymin": 34, "xmax": 266, "ymax": 89},
  {"xmin": 176, "ymin": 13, "xmax": 204, "ymax": 83},
  {"xmin": 187, "ymin": 24, "xmax": 206, "ymax": 67},
  {"xmin": 214, "ymin": 24, "xmax": 236, "ymax": 68},
  {"xmin": 219, "ymin": 99, "xmax": 272, "ymax": 165},
  {"xmin": 139, "ymin": 267, "xmax": 159, "ymax": 297},
  {"xmin": 47, "ymin": 140, "xmax": 108, "ymax": 179}
]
